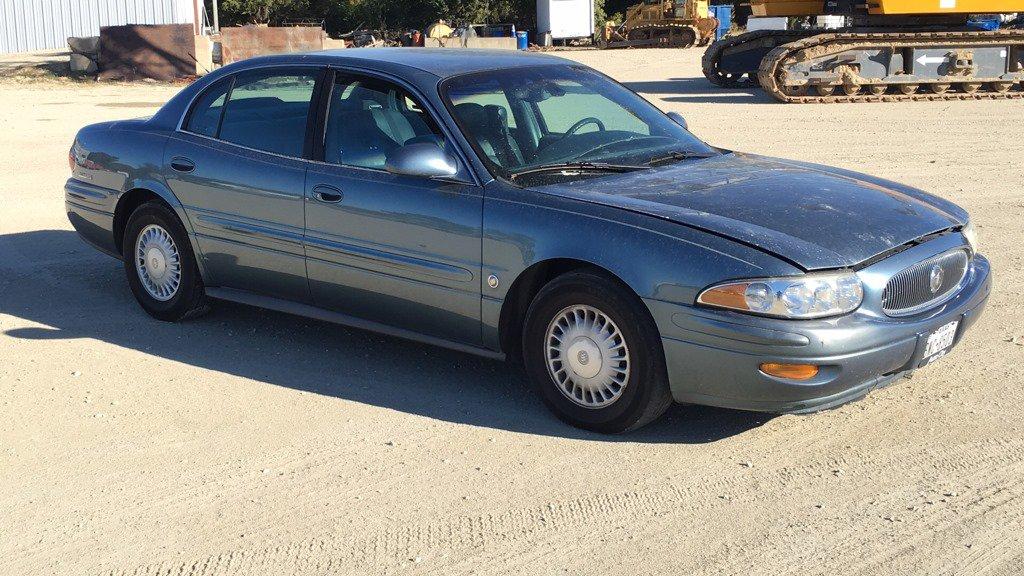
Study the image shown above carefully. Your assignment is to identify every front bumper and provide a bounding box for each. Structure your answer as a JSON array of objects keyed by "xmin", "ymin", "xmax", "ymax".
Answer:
[{"xmin": 647, "ymin": 247, "xmax": 991, "ymax": 414}]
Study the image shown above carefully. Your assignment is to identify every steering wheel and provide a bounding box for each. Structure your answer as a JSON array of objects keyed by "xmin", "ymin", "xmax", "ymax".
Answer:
[
  {"xmin": 532, "ymin": 117, "xmax": 608, "ymax": 160},
  {"xmin": 565, "ymin": 117, "xmax": 606, "ymax": 136}
]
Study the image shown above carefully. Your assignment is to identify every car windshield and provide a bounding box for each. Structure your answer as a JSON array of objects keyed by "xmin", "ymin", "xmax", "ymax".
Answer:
[{"xmin": 442, "ymin": 64, "xmax": 718, "ymax": 184}]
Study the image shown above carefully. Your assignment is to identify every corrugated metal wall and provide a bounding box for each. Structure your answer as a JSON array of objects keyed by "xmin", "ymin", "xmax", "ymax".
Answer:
[{"xmin": 0, "ymin": 0, "xmax": 198, "ymax": 54}]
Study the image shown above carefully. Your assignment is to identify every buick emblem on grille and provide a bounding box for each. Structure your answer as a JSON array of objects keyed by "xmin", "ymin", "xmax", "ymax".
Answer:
[{"xmin": 929, "ymin": 264, "xmax": 945, "ymax": 294}]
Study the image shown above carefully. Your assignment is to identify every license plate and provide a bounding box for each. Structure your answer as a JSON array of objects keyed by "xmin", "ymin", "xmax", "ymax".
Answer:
[{"xmin": 922, "ymin": 320, "xmax": 959, "ymax": 365}]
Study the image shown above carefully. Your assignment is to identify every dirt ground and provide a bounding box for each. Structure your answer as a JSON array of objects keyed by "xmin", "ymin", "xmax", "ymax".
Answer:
[{"xmin": 2, "ymin": 47, "xmax": 1023, "ymax": 576}]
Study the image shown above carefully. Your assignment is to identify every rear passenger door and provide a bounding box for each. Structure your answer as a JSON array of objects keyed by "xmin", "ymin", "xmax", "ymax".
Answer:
[
  {"xmin": 303, "ymin": 70, "xmax": 484, "ymax": 345},
  {"xmin": 165, "ymin": 67, "xmax": 323, "ymax": 302}
]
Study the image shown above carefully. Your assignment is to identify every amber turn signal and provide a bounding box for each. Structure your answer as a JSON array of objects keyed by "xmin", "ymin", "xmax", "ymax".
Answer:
[{"xmin": 759, "ymin": 362, "xmax": 819, "ymax": 380}]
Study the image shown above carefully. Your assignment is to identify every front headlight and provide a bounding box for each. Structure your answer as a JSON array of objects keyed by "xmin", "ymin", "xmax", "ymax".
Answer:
[
  {"xmin": 962, "ymin": 221, "xmax": 979, "ymax": 254},
  {"xmin": 697, "ymin": 271, "xmax": 864, "ymax": 319}
]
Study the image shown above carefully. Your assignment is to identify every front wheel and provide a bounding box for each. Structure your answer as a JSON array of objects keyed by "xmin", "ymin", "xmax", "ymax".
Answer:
[
  {"xmin": 522, "ymin": 271, "xmax": 672, "ymax": 433},
  {"xmin": 122, "ymin": 201, "xmax": 208, "ymax": 322}
]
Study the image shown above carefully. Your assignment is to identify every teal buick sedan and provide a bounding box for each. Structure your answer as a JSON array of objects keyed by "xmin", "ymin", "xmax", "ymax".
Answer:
[{"xmin": 66, "ymin": 49, "xmax": 989, "ymax": 432}]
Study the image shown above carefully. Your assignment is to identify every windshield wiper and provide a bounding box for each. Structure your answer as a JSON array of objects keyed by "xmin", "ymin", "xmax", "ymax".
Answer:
[
  {"xmin": 646, "ymin": 150, "xmax": 716, "ymax": 167},
  {"xmin": 509, "ymin": 161, "xmax": 650, "ymax": 181}
]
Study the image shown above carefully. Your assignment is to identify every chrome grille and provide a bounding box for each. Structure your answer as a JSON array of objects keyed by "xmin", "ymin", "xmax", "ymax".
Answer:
[{"xmin": 881, "ymin": 249, "xmax": 970, "ymax": 316}]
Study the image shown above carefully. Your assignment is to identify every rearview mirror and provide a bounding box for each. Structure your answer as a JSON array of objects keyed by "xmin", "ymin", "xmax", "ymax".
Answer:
[
  {"xmin": 385, "ymin": 143, "xmax": 460, "ymax": 179},
  {"xmin": 666, "ymin": 111, "xmax": 688, "ymax": 131}
]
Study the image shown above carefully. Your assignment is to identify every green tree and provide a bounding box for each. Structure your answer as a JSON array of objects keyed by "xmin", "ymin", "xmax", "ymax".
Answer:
[
  {"xmin": 219, "ymin": 0, "xmax": 539, "ymax": 34},
  {"xmin": 219, "ymin": 0, "xmax": 309, "ymax": 24},
  {"xmin": 595, "ymin": 0, "xmax": 608, "ymax": 27}
]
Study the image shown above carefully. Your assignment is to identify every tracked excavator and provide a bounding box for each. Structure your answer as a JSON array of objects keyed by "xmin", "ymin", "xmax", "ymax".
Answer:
[
  {"xmin": 602, "ymin": 0, "xmax": 720, "ymax": 48},
  {"xmin": 702, "ymin": 0, "xmax": 1024, "ymax": 102}
]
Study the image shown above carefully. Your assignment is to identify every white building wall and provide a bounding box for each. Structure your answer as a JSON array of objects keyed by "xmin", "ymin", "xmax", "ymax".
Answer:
[{"xmin": 1, "ymin": 0, "xmax": 199, "ymax": 54}]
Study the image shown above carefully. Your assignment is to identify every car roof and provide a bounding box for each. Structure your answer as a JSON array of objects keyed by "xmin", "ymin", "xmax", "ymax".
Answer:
[
  {"xmin": 247, "ymin": 48, "xmax": 571, "ymax": 79},
  {"xmin": 147, "ymin": 48, "xmax": 574, "ymax": 134}
]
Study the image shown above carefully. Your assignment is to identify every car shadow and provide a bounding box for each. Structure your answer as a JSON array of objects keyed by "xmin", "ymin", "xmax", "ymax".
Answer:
[
  {"xmin": 0, "ymin": 229, "xmax": 772, "ymax": 443},
  {"xmin": 623, "ymin": 78, "xmax": 776, "ymax": 105}
]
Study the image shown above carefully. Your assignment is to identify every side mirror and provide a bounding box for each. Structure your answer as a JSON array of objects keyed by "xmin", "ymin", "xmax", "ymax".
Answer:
[
  {"xmin": 385, "ymin": 143, "xmax": 459, "ymax": 179},
  {"xmin": 666, "ymin": 111, "xmax": 688, "ymax": 131}
]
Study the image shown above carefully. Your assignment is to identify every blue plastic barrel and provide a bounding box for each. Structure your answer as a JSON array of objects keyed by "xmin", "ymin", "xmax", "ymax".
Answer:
[
  {"xmin": 517, "ymin": 31, "xmax": 529, "ymax": 50},
  {"xmin": 710, "ymin": 6, "xmax": 732, "ymax": 40}
]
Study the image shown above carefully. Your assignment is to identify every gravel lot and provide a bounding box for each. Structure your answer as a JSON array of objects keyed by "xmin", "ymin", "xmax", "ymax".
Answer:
[{"xmin": 2, "ymin": 48, "xmax": 1023, "ymax": 575}]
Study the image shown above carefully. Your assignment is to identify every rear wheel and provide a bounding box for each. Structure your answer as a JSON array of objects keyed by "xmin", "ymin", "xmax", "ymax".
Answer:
[
  {"xmin": 122, "ymin": 202, "xmax": 208, "ymax": 322},
  {"xmin": 522, "ymin": 271, "xmax": 672, "ymax": 433}
]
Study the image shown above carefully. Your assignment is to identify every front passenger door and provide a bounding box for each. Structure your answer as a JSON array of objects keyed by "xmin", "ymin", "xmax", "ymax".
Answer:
[{"xmin": 303, "ymin": 72, "xmax": 483, "ymax": 344}]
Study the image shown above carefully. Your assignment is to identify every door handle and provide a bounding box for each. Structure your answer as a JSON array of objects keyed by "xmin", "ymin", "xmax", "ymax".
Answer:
[
  {"xmin": 311, "ymin": 185, "xmax": 343, "ymax": 204},
  {"xmin": 170, "ymin": 157, "xmax": 195, "ymax": 173}
]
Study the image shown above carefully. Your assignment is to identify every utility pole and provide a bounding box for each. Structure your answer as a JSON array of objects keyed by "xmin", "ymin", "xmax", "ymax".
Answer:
[{"xmin": 212, "ymin": 0, "xmax": 220, "ymax": 33}]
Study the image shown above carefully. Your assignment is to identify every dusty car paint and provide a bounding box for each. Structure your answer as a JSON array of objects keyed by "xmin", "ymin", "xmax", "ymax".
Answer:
[
  {"xmin": 66, "ymin": 49, "xmax": 990, "ymax": 414},
  {"xmin": 543, "ymin": 153, "xmax": 968, "ymax": 270}
]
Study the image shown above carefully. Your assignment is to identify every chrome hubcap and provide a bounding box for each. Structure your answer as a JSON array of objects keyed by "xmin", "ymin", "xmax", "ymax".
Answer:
[
  {"xmin": 545, "ymin": 305, "xmax": 630, "ymax": 409},
  {"xmin": 135, "ymin": 224, "xmax": 181, "ymax": 301}
]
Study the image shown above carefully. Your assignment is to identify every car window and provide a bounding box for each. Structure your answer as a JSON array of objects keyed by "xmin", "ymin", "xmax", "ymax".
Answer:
[
  {"xmin": 448, "ymin": 78, "xmax": 518, "ymax": 129},
  {"xmin": 446, "ymin": 77, "xmax": 530, "ymax": 168},
  {"xmin": 443, "ymin": 65, "xmax": 717, "ymax": 181},
  {"xmin": 185, "ymin": 78, "xmax": 231, "ymax": 137},
  {"xmin": 534, "ymin": 78, "xmax": 648, "ymax": 135},
  {"xmin": 324, "ymin": 75, "xmax": 444, "ymax": 170},
  {"xmin": 216, "ymin": 70, "xmax": 318, "ymax": 157}
]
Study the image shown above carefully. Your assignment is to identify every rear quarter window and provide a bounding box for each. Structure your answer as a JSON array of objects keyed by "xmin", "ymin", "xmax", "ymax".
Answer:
[{"xmin": 184, "ymin": 78, "xmax": 230, "ymax": 137}]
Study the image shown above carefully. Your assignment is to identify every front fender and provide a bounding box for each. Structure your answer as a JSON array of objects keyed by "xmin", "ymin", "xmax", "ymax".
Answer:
[{"xmin": 480, "ymin": 183, "xmax": 800, "ymax": 349}]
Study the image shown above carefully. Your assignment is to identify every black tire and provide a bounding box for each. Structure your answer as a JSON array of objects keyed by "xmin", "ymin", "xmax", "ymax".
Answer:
[
  {"xmin": 522, "ymin": 271, "xmax": 672, "ymax": 433},
  {"xmin": 122, "ymin": 201, "xmax": 208, "ymax": 322}
]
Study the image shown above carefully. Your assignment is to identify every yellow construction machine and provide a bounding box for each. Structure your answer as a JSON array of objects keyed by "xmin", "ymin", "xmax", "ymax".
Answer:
[
  {"xmin": 602, "ymin": 0, "xmax": 720, "ymax": 48},
  {"xmin": 703, "ymin": 0, "xmax": 1024, "ymax": 101}
]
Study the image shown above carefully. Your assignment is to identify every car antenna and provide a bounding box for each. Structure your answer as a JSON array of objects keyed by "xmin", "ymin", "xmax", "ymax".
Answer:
[{"xmin": 188, "ymin": 52, "xmax": 211, "ymax": 76}]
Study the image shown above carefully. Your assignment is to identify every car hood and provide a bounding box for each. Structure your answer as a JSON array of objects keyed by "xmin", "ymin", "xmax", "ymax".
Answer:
[{"xmin": 538, "ymin": 152, "xmax": 968, "ymax": 270}]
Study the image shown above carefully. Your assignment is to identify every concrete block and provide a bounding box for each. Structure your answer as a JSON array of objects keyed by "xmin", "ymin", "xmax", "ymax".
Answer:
[
  {"xmin": 322, "ymin": 38, "xmax": 348, "ymax": 50},
  {"xmin": 193, "ymin": 35, "xmax": 215, "ymax": 74},
  {"xmin": 424, "ymin": 37, "xmax": 463, "ymax": 48},
  {"xmin": 424, "ymin": 36, "xmax": 518, "ymax": 50},
  {"xmin": 465, "ymin": 37, "xmax": 518, "ymax": 50},
  {"xmin": 69, "ymin": 53, "xmax": 98, "ymax": 74},
  {"xmin": 68, "ymin": 36, "xmax": 100, "ymax": 55}
]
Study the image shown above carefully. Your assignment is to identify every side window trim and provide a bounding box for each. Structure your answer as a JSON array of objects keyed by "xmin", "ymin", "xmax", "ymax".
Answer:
[
  {"xmin": 178, "ymin": 65, "xmax": 328, "ymax": 161},
  {"xmin": 215, "ymin": 77, "xmax": 236, "ymax": 139},
  {"xmin": 311, "ymin": 65, "xmax": 481, "ymax": 186},
  {"xmin": 309, "ymin": 67, "xmax": 336, "ymax": 164},
  {"xmin": 302, "ymin": 67, "xmax": 330, "ymax": 160}
]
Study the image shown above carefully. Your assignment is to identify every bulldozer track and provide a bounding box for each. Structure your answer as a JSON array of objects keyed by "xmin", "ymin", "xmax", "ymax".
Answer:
[
  {"xmin": 757, "ymin": 29, "xmax": 1024, "ymax": 103},
  {"xmin": 703, "ymin": 30, "xmax": 817, "ymax": 87},
  {"xmin": 626, "ymin": 23, "xmax": 701, "ymax": 48}
]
